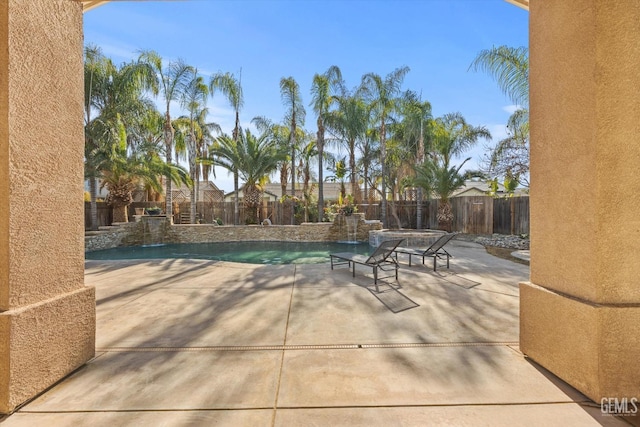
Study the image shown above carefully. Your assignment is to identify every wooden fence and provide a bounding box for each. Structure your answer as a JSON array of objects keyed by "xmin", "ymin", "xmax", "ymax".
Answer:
[{"xmin": 85, "ymin": 196, "xmax": 530, "ymax": 235}]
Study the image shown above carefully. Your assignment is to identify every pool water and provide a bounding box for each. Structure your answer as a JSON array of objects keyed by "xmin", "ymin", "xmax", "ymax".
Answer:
[{"xmin": 85, "ymin": 241, "xmax": 372, "ymax": 265}]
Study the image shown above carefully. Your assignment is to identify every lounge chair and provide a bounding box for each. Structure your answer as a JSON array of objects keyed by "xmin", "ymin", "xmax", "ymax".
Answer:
[
  {"xmin": 393, "ymin": 233, "xmax": 457, "ymax": 271},
  {"xmin": 330, "ymin": 239, "xmax": 404, "ymax": 291}
]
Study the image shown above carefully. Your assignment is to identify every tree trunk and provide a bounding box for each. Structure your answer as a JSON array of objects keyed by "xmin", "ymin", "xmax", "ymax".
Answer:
[
  {"xmin": 164, "ymin": 115, "xmax": 174, "ymax": 223},
  {"xmin": 112, "ymin": 204, "xmax": 128, "ymax": 223},
  {"xmin": 389, "ymin": 199, "xmax": 402, "ymax": 229},
  {"xmin": 416, "ymin": 188, "xmax": 423, "ymax": 230},
  {"xmin": 416, "ymin": 119, "xmax": 425, "ymax": 230},
  {"xmin": 234, "ymin": 169, "xmax": 239, "ymax": 225},
  {"xmin": 89, "ymin": 177, "xmax": 98, "ymax": 231},
  {"xmin": 380, "ymin": 122, "xmax": 387, "ymax": 228},
  {"xmin": 317, "ymin": 126, "xmax": 324, "ymax": 222},
  {"xmin": 189, "ymin": 150, "xmax": 197, "ymax": 224},
  {"xmin": 437, "ymin": 200, "xmax": 453, "ymax": 232},
  {"xmin": 290, "ymin": 119, "xmax": 296, "ymax": 225}
]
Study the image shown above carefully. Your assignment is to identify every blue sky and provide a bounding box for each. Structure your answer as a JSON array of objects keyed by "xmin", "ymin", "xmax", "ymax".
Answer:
[{"xmin": 84, "ymin": 0, "xmax": 528, "ymax": 192}]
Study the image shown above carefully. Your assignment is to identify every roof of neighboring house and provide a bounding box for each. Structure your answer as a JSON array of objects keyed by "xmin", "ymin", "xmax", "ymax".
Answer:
[
  {"xmin": 451, "ymin": 180, "xmax": 527, "ymax": 197},
  {"xmin": 262, "ymin": 182, "xmax": 362, "ymax": 200},
  {"xmin": 173, "ymin": 181, "xmax": 223, "ymax": 193},
  {"xmin": 223, "ymin": 189, "xmax": 279, "ymax": 199}
]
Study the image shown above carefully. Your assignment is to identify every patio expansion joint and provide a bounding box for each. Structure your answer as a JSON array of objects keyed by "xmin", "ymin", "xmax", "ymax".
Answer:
[
  {"xmin": 271, "ymin": 401, "xmax": 594, "ymax": 410},
  {"xmin": 94, "ymin": 342, "xmax": 520, "ymax": 353}
]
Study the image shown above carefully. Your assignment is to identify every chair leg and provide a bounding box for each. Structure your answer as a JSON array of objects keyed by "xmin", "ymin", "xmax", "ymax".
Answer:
[
  {"xmin": 374, "ymin": 267, "xmax": 379, "ymax": 292},
  {"xmin": 433, "ymin": 256, "xmax": 437, "ymax": 272},
  {"xmin": 446, "ymin": 254, "xmax": 450, "ymax": 269}
]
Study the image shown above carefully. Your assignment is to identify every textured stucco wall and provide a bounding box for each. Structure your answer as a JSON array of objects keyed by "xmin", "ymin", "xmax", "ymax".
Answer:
[
  {"xmin": 2, "ymin": 0, "xmax": 86, "ymax": 309},
  {"xmin": 530, "ymin": 1, "xmax": 640, "ymax": 304},
  {"xmin": 523, "ymin": 0, "xmax": 640, "ymax": 402},
  {"xmin": 0, "ymin": 0, "xmax": 95, "ymax": 414}
]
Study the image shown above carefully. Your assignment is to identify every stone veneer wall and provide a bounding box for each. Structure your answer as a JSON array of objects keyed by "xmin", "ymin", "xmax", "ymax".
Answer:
[{"xmin": 85, "ymin": 216, "xmax": 382, "ymax": 252}]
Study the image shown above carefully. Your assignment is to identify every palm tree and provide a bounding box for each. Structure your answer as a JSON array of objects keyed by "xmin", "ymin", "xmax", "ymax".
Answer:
[
  {"xmin": 399, "ymin": 91, "xmax": 433, "ymax": 229},
  {"xmin": 252, "ymin": 117, "xmax": 292, "ymax": 199},
  {"xmin": 432, "ymin": 113, "xmax": 491, "ymax": 166},
  {"xmin": 138, "ymin": 50, "xmax": 193, "ymax": 221},
  {"xmin": 310, "ymin": 65, "xmax": 342, "ymax": 220},
  {"xmin": 84, "ymin": 45, "xmax": 109, "ymax": 231},
  {"xmin": 469, "ymin": 45, "xmax": 529, "ymax": 186},
  {"xmin": 413, "ymin": 158, "xmax": 472, "ymax": 232},
  {"xmin": 425, "ymin": 113, "xmax": 491, "ymax": 230},
  {"xmin": 325, "ymin": 91, "xmax": 369, "ymax": 203},
  {"xmin": 180, "ymin": 69, "xmax": 209, "ymax": 223},
  {"xmin": 211, "ymin": 130, "xmax": 286, "ymax": 224},
  {"xmin": 85, "ymin": 47, "xmax": 158, "ymax": 226},
  {"xmin": 297, "ymin": 135, "xmax": 318, "ymax": 222},
  {"xmin": 280, "ymin": 77, "xmax": 306, "ymax": 224},
  {"xmin": 211, "ymin": 71, "xmax": 244, "ymax": 225},
  {"xmin": 360, "ymin": 66, "xmax": 410, "ymax": 227}
]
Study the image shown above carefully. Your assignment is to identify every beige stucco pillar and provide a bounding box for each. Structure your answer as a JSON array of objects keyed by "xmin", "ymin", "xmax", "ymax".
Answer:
[
  {"xmin": 0, "ymin": 0, "xmax": 95, "ymax": 413},
  {"xmin": 522, "ymin": 1, "xmax": 640, "ymax": 401}
]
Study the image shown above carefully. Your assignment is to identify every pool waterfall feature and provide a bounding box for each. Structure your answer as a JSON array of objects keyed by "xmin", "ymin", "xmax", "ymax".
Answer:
[
  {"xmin": 85, "ymin": 214, "xmax": 382, "ymax": 253},
  {"xmin": 368, "ymin": 229, "xmax": 446, "ymax": 248},
  {"xmin": 141, "ymin": 215, "xmax": 167, "ymax": 246}
]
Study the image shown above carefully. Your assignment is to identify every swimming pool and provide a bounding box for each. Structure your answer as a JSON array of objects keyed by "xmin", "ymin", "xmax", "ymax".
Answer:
[{"xmin": 85, "ymin": 241, "xmax": 372, "ymax": 265}]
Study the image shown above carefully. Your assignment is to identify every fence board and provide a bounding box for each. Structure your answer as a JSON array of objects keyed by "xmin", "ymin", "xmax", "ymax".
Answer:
[
  {"xmin": 86, "ymin": 197, "xmax": 530, "ymax": 234},
  {"xmin": 493, "ymin": 197, "xmax": 530, "ymax": 235}
]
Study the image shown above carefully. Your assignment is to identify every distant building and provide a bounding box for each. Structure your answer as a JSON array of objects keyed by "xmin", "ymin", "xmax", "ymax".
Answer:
[
  {"xmin": 172, "ymin": 181, "xmax": 225, "ymax": 203},
  {"xmin": 261, "ymin": 182, "xmax": 366, "ymax": 202},
  {"xmin": 452, "ymin": 179, "xmax": 527, "ymax": 198}
]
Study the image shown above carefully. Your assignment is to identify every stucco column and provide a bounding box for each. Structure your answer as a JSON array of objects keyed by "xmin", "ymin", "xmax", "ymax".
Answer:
[
  {"xmin": 0, "ymin": 0, "xmax": 95, "ymax": 413},
  {"xmin": 522, "ymin": 1, "xmax": 640, "ymax": 401}
]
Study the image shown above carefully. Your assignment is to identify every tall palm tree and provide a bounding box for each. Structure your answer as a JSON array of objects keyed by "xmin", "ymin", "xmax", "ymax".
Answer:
[
  {"xmin": 252, "ymin": 117, "xmax": 292, "ymax": 198},
  {"xmin": 310, "ymin": 65, "xmax": 342, "ymax": 220},
  {"xmin": 398, "ymin": 91, "xmax": 433, "ymax": 229},
  {"xmin": 325, "ymin": 91, "xmax": 369, "ymax": 203},
  {"xmin": 360, "ymin": 66, "xmax": 410, "ymax": 227},
  {"xmin": 211, "ymin": 71, "xmax": 244, "ymax": 225},
  {"xmin": 138, "ymin": 50, "xmax": 193, "ymax": 221},
  {"xmin": 181, "ymin": 69, "xmax": 209, "ymax": 223},
  {"xmin": 432, "ymin": 113, "xmax": 491, "ymax": 166},
  {"xmin": 469, "ymin": 45, "xmax": 529, "ymax": 186},
  {"xmin": 297, "ymin": 135, "xmax": 318, "ymax": 222},
  {"xmin": 280, "ymin": 77, "xmax": 306, "ymax": 224}
]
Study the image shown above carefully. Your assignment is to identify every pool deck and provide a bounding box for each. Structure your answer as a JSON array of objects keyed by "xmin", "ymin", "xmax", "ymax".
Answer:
[{"xmin": 1, "ymin": 241, "xmax": 632, "ymax": 426}]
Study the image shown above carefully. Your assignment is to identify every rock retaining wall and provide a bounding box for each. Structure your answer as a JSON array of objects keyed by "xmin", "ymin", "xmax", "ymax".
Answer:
[{"xmin": 85, "ymin": 216, "xmax": 383, "ymax": 252}]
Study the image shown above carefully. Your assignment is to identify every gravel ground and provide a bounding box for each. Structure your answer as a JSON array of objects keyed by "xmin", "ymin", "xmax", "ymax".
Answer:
[{"xmin": 456, "ymin": 233, "xmax": 530, "ymax": 250}]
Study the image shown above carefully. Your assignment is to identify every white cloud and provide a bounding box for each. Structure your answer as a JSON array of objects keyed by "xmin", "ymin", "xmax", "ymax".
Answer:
[
  {"xmin": 487, "ymin": 123, "xmax": 509, "ymax": 142},
  {"xmin": 502, "ymin": 104, "xmax": 522, "ymax": 115}
]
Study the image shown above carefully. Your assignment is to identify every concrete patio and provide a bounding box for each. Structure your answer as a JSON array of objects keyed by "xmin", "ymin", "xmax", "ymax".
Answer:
[{"xmin": 0, "ymin": 241, "xmax": 632, "ymax": 426}]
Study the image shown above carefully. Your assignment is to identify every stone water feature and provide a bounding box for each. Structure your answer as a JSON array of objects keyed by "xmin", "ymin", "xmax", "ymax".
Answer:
[
  {"xmin": 369, "ymin": 229, "xmax": 446, "ymax": 248},
  {"xmin": 85, "ymin": 216, "xmax": 383, "ymax": 252},
  {"xmin": 141, "ymin": 215, "xmax": 169, "ymax": 246}
]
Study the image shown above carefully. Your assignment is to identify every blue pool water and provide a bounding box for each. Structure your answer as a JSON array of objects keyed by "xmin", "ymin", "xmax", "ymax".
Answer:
[{"xmin": 85, "ymin": 241, "xmax": 372, "ymax": 265}]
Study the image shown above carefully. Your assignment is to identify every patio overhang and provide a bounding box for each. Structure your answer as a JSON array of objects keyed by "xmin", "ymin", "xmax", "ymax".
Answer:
[
  {"xmin": 80, "ymin": 0, "xmax": 530, "ymax": 13},
  {"xmin": 505, "ymin": 0, "xmax": 529, "ymax": 10},
  {"xmin": 80, "ymin": 0, "xmax": 111, "ymax": 12}
]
